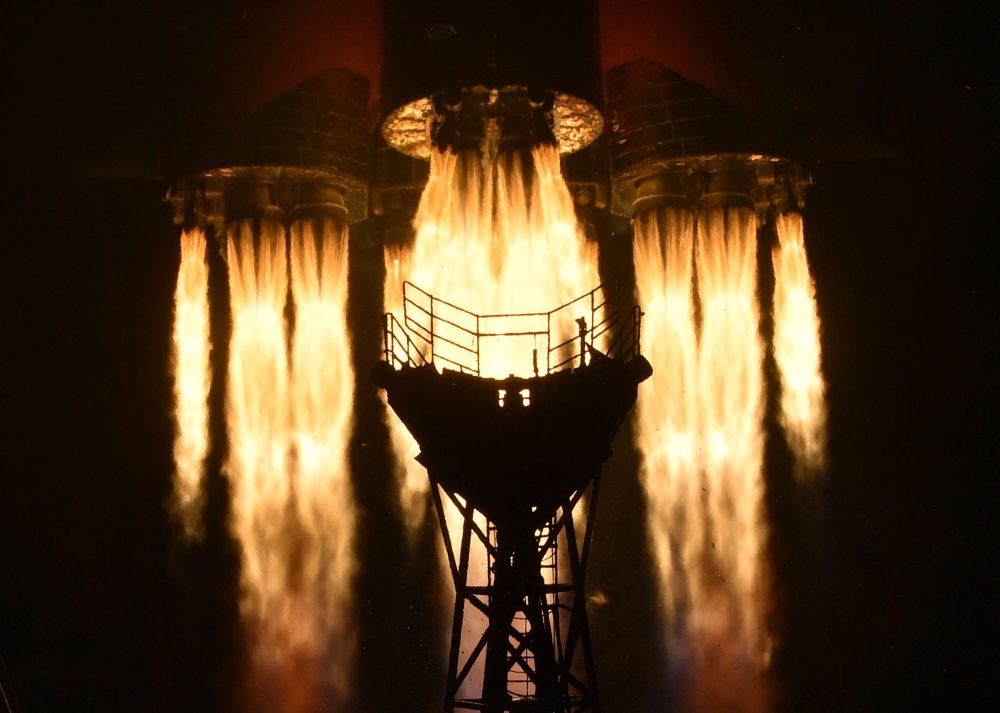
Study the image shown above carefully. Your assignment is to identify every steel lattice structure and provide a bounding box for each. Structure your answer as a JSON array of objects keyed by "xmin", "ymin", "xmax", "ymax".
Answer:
[{"xmin": 373, "ymin": 280, "xmax": 650, "ymax": 713}]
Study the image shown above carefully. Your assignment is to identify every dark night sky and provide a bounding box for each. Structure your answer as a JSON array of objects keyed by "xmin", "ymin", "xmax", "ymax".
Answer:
[{"xmin": 1, "ymin": 1, "xmax": 998, "ymax": 712}]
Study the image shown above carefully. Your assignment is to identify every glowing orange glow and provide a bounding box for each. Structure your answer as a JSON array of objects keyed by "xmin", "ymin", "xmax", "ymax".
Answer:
[
  {"xmin": 772, "ymin": 212, "xmax": 827, "ymax": 474},
  {"xmin": 695, "ymin": 207, "xmax": 770, "ymax": 670},
  {"xmin": 392, "ymin": 145, "xmax": 600, "ymax": 377},
  {"xmin": 384, "ymin": 145, "xmax": 601, "ymax": 528},
  {"xmin": 171, "ymin": 226, "xmax": 211, "ymax": 538},
  {"xmin": 633, "ymin": 207, "xmax": 701, "ymax": 624},
  {"xmin": 226, "ymin": 216, "xmax": 354, "ymax": 711},
  {"xmin": 287, "ymin": 216, "xmax": 355, "ymax": 698},
  {"xmin": 384, "ymin": 144, "xmax": 601, "ymax": 696},
  {"xmin": 635, "ymin": 205, "xmax": 771, "ymax": 709}
]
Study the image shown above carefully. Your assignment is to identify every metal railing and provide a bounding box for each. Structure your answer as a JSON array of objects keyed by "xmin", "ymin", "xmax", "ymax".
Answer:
[
  {"xmin": 605, "ymin": 305, "xmax": 642, "ymax": 363},
  {"xmin": 384, "ymin": 277, "xmax": 642, "ymax": 377},
  {"xmin": 544, "ymin": 280, "xmax": 619, "ymax": 373},
  {"xmin": 383, "ymin": 312, "xmax": 428, "ymax": 370}
]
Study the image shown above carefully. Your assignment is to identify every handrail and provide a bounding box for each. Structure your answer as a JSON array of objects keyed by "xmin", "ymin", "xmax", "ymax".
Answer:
[
  {"xmin": 383, "ymin": 313, "xmax": 428, "ymax": 369},
  {"xmin": 605, "ymin": 305, "xmax": 642, "ymax": 362},
  {"xmin": 386, "ymin": 277, "xmax": 640, "ymax": 376}
]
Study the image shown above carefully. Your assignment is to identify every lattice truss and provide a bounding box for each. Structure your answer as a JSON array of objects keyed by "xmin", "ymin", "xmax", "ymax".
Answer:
[{"xmin": 430, "ymin": 477, "xmax": 602, "ymax": 713}]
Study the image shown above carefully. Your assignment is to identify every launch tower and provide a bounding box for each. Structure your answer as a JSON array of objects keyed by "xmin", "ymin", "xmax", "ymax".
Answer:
[{"xmin": 373, "ymin": 279, "xmax": 651, "ymax": 712}]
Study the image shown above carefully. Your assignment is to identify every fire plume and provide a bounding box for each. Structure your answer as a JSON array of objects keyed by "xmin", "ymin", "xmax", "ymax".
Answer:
[
  {"xmin": 695, "ymin": 207, "xmax": 770, "ymax": 668},
  {"xmin": 171, "ymin": 226, "xmax": 212, "ymax": 538},
  {"xmin": 635, "ymin": 205, "xmax": 771, "ymax": 709},
  {"xmin": 772, "ymin": 212, "xmax": 827, "ymax": 475},
  {"xmin": 633, "ymin": 207, "xmax": 701, "ymax": 623},
  {"xmin": 384, "ymin": 145, "xmax": 600, "ymax": 527},
  {"xmin": 383, "ymin": 144, "xmax": 601, "ymax": 695},
  {"xmin": 226, "ymin": 216, "xmax": 354, "ymax": 711},
  {"xmin": 287, "ymin": 216, "xmax": 355, "ymax": 696}
]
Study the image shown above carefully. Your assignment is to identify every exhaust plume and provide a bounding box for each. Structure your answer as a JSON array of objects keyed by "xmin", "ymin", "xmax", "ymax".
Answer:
[
  {"xmin": 635, "ymin": 205, "xmax": 772, "ymax": 710},
  {"xmin": 383, "ymin": 144, "xmax": 601, "ymax": 696},
  {"xmin": 226, "ymin": 216, "xmax": 355, "ymax": 712},
  {"xmin": 383, "ymin": 145, "xmax": 601, "ymax": 529},
  {"xmin": 171, "ymin": 226, "xmax": 212, "ymax": 538},
  {"xmin": 772, "ymin": 212, "xmax": 827, "ymax": 475}
]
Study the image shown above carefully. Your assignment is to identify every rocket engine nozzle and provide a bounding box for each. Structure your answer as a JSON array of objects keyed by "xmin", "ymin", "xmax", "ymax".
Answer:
[
  {"xmin": 430, "ymin": 86, "xmax": 557, "ymax": 156},
  {"xmin": 383, "ymin": 87, "xmax": 601, "ymax": 160}
]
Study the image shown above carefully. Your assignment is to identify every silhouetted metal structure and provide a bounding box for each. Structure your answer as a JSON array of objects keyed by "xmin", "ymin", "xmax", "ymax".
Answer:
[{"xmin": 372, "ymin": 279, "xmax": 651, "ymax": 713}]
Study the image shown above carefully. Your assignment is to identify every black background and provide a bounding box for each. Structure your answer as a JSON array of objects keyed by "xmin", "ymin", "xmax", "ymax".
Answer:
[{"xmin": 1, "ymin": 1, "xmax": 997, "ymax": 711}]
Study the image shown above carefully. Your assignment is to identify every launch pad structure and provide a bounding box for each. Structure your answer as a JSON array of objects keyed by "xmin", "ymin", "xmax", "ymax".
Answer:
[{"xmin": 373, "ymin": 278, "xmax": 651, "ymax": 713}]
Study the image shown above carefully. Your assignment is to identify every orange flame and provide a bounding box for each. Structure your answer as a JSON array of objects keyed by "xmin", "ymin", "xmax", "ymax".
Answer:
[
  {"xmin": 384, "ymin": 145, "xmax": 600, "ymax": 527},
  {"xmin": 171, "ymin": 226, "xmax": 212, "ymax": 538},
  {"xmin": 772, "ymin": 212, "xmax": 827, "ymax": 475},
  {"xmin": 287, "ymin": 216, "xmax": 355, "ymax": 696},
  {"xmin": 384, "ymin": 144, "xmax": 601, "ymax": 697},
  {"xmin": 633, "ymin": 207, "xmax": 701, "ymax": 623},
  {"xmin": 635, "ymin": 205, "xmax": 772, "ymax": 709},
  {"xmin": 695, "ymin": 207, "xmax": 770, "ymax": 666},
  {"xmin": 226, "ymin": 217, "xmax": 354, "ymax": 711}
]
